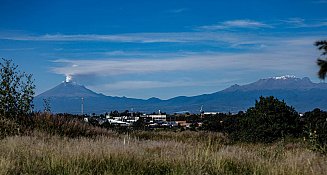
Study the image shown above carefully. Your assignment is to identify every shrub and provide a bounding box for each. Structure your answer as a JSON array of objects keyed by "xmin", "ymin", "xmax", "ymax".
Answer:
[
  {"xmin": 234, "ymin": 96, "xmax": 301, "ymax": 143},
  {"xmin": 30, "ymin": 113, "xmax": 114, "ymax": 138},
  {"xmin": 201, "ymin": 113, "xmax": 228, "ymax": 132},
  {"xmin": 201, "ymin": 113, "xmax": 242, "ymax": 135},
  {"xmin": 304, "ymin": 108, "xmax": 327, "ymax": 154}
]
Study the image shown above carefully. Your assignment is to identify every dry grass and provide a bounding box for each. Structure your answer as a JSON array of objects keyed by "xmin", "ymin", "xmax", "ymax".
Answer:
[
  {"xmin": 0, "ymin": 118, "xmax": 22, "ymax": 139},
  {"xmin": 0, "ymin": 131, "xmax": 326, "ymax": 175},
  {"xmin": 30, "ymin": 113, "xmax": 114, "ymax": 138}
]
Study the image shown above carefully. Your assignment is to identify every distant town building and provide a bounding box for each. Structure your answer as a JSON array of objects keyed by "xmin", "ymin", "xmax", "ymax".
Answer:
[
  {"xmin": 106, "ymin": 114, "xmax": 139, "ymax": 124},
  {"xmin": 146, "ymin": 114, "xmax": 167, "ymax": 122},
  {"xmin": 203, "ymin": 112, "xmax": 221, "ymax": 115}
]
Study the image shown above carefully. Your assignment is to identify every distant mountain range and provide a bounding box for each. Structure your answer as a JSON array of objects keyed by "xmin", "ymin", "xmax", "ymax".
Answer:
[{"xmin": 34, "ymin": 75, "xmax": 327, "ymax": 114}]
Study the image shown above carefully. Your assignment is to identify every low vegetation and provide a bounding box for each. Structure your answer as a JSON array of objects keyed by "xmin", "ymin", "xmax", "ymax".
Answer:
[
  {"xmin": 1, "ymin": 108, "xmax": 326, "ymax": 174},
  {"xmin": 0, "ymin": 131, "xmax": 326, "ymax": 175},
  {"xmin": 29, "ymin": 113, "xmax": 114, "ymax": 138}
]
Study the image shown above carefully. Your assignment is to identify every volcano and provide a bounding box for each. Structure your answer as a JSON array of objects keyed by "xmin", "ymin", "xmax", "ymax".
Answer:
[
  {"xmin": 34, "ymin": 81, "xmax": 145, "ymax": 114},
  {"xmin": 37, "ymin": 81, "xmax": 104, "ymax": 98}
]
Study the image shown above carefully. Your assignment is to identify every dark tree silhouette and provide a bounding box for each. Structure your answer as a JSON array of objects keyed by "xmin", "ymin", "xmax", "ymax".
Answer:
[
  {"xmin": 315, "ymin": 40, "xmax": 327, "ymax": 80},
  {"xmin": 234, "ymin": 96, "xmax": 300, "ymax": 143},
  {"xmin": 0, "ymin": 59, "xmax": 35, "ymax": 120}
]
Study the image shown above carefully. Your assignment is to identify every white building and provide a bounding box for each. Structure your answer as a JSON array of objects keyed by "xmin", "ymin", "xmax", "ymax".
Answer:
[
  {"xmin": 146, "ymin": 114, "xmax": 166, "ymax": 122},
  {"xmin": 203, "ymin": 112, "xmax": 221, "ymax": 115}
]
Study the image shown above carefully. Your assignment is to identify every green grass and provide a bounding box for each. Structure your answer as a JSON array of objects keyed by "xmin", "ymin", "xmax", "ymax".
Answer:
[{"xmin": 0, "ymin": 131, "xmax": 326, "ymax": 175}]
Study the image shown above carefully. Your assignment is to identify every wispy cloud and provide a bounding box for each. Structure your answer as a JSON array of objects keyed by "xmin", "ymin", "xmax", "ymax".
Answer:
[
  {"xmin": 0, "ymin": 32, "xmax": 240, "ymax": 43},
  {"xmin": 199, "ymin": 19, "xmax": 271, "ymax": 30},
  {"xmin": 281, "ymin": 18, "xmax": 327, "ymax": 28},
  {"xmin": 51, "ymin": 36, "xmax": 317, "ymax": 79},
  {"xmin": 0, "ymin": 47, "xmax": 35, "ymax": 51},
  {"xmin": 103, "ymin": 50, "xmax": 199, "ymax": 58},
  {"xmin": 280, "ymin": 18, "xmax": 306, "ymax": 26},
  {"xmin": 1, "ymin": 24, "xmax": 323, "ymax": 48},
  {"xmin": 0, "ymin": 32, "xmax": 269, "ymax": 48},
  {"xmin": 49, "ymin": 30, "xmax": 325, "ymax": 81},
  {"xmin": 312, "ymin": 0, "xmax": 327, "ymax": 3},
  {"xmin": 52, "ymin": 56, "xmax": 225, "ymax": 77},
  {"xmin": 94, "ymin": 80, "xmax": 199, "ymax": 90},
  {"xmin": 0, "ymin": 31, "xmax": 295, "ymax": 51},
  {"xmin": 198, "ymin": 18, "xmax": 327, "ymax": 31},
  {"xmin": 89, "ymin": 79, "xmax": 236, "ymax": 91},
  {"xmin": 88, "ymin": 78, "xmax": 239, "ymax": 99},
  {"xmin": 166, "ymin": 8, "xmax": 189, "ymax": 14},
  {"xmin": 0, "ymin": 33, "xmax": 183, "ymax": 43},
  {"xmin": 46, "ymin": 33, "xmax": 324, "ymax": 98}
]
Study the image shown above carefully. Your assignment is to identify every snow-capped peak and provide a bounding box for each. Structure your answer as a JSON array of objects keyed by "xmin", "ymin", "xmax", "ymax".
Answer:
[{"xmin": 272, "ymin": 75, "xmax": 297, "ymax": 80}]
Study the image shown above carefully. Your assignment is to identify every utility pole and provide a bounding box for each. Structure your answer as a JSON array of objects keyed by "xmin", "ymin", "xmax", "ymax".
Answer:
[{"xmin": 81, "ymin": 97, "xmax": 84, "ymax": 115}]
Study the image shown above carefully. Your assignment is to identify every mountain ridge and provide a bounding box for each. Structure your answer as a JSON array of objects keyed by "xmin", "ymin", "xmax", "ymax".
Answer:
[
  {"xmin": 223, "ymin": 75, "xmax": 327, "ymax": 92},
  {"xmin": 34, "ymin": 76, "xmax": 327, "ymax": 114}
]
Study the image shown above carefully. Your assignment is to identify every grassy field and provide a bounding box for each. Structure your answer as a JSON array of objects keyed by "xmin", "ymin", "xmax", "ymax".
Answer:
[{"xmin": 0, "ymin": 131, "xmax": 326, "ymax": 175}]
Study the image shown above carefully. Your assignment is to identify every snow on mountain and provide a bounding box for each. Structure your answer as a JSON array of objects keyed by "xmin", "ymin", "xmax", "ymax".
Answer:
[
  {"xmin": 223, "ymin": 75, "xmax": 327, "ymax": 92},
  {"xmin": 272, "ymin": 75, "xmax": 297, "ymax": 80}
]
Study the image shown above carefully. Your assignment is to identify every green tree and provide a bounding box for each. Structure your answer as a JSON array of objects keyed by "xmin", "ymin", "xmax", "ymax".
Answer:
[
  {"xmin": 315, "ymin": 40, "xmax": 327, "ymax": 80},
  {"xmin": 0, "ymin": 58, "xmax": 35, "ymax": 120},
  {"xmin": 236, "ymin": 96, "xmax": 300, "ymax": 143}
]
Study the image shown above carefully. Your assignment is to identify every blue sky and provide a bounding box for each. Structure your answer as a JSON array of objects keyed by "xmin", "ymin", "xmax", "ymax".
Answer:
[{"xmin": 0, "ymin": 0, "xmax": 327, "ymax": 99}]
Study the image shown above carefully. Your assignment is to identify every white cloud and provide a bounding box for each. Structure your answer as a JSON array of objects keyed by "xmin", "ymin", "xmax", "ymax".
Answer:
[{"xmin": 199, "ymin": 19, "xmax": 271, "ymax": 30}]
